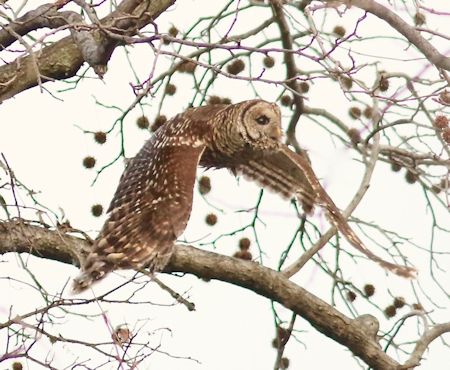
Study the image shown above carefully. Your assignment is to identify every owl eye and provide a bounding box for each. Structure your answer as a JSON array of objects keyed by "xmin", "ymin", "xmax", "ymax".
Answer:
[{"xmin": 255, "ymin": 114, "xmax": 270, "ymax": 125}]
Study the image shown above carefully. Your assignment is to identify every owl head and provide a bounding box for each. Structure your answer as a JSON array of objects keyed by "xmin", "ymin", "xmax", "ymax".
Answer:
[{"xmin": 236, "ymin": 100, "xmax": 283, "ymax": 149}]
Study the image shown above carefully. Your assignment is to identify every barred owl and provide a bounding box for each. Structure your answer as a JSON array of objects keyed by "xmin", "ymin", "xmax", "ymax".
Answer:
[{"xmin": 72, "ymin": 99, "xmax": 415, "ymax": 293}]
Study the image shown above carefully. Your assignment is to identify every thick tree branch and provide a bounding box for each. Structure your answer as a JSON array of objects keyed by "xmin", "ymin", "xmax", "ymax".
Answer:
[
  {"xmin": 0, "ymin": 4, "xmax": 109, "ymax": 73},
  {"xmin": 0, "ymin": 220, "xmax": 401, "ymax": 370},
  {"xmin": 0, "ymin": 0, "xmax": 175, "ymax": 102},
  {"xmin": 0, "ymin": 4, "xmax": 60, "ymax": 49}
]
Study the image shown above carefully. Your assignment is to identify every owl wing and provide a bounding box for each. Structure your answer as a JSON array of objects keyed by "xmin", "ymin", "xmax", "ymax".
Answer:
[
  {"xmin": 73, "ymin": 125, "xmax": 206, "ymax": 293},
  {"xmin": 223, "ymin": 144, "xmax": 415, "ymax": 278},
  {"xmin": 232, "ymin": 147, "xmax": 317, "ymax": 212},
  {"xmin": 277, "ymin": 146, "xmax": 416, "ymax": 278}
]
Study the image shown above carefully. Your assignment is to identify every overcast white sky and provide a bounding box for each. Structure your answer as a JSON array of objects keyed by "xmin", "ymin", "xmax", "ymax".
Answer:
[{"xmin": 1, "ymin": 1, "xmax": 449, "ymax": 369}]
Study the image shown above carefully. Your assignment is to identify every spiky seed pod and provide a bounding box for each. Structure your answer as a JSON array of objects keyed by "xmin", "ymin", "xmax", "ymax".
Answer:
[
  {"xmin": 391, "ymin": 162, "xmax": 402, "ymax": 172},
  {"xmin": 280, "ymin": 95, "xmax": 292, "ymax": 107},
  {"xmin": 299, "ymin": 82, "xmax": 310, "ymax": 93},
  {"xmin": 384, "ymin": 305, "xmax": 397, "ymax": 318},
  {"xmin": 177, "ymin": 60, "xmax": 197, "ymax": 73},
  {"xmin": 233, "ymin": 250, "xmax": 252, "ymax": 260},
  {"xmin": 347, "ymin": 128, "xmax": 361, "ymax": 145},
  {"xmin": 341, "ymin": 76, "xmax": 353, "ymax": 89},
  {"xmin": 208, "ymin": 96, "xmax": 223, "ymax": 105},
  {"xmin": 239, "ymin": 237, "xmax": 251, "ymax": 250},
  {"xmin": 12, "ymin": 363, "xmax": 23, "ymax": 370},
  {"xmin": 280, "ymin": 357, "xmax": 290, "ymax": 369},
  {"xmin": 393, "ymin": 296, "xmax": 406, "ymax": 308},
  {"xmin": 184, "ymin": 61, "xmax": 197, "ymax": 73},
  {"xmin": 346, "ymin": 290, "xmax": 357, "ymax": 302},
  {"xmin": 263, "ymin": 56, "xmax": 275, "ymax": 68},
  {"xmin": 412, "ymin": 303, "xmax": 424, "ymax": 311},
  {"xmin": 349, "ymin": 107, "xmax": 362, "ymax": 119},
  {"xmin": 363, "ymin": 106, "xmax": 374, "ymax": 119},
  {"xmin": 221, "ymin": 97, "xmax": 232, "ymax": 105},
  {"xmin": 91, "ymin": 204, "xmax": 103, "ymax": 217},
  {"xmin": 165, "ymin": 83, "xmax": 177, "ymax": 96},
  {"xmin": 205, "ymin": 213, "xmax": 218, "ymax": 226},
  {"xmin": 168, "ymin": 26, "xmax": 178, "ymax": 37},
  {"xmin": 177, "ymin": 61, "xmax": 187, "ymax": 72},
  {"xmin": 94, "ymin": 131, "xmax": 107, "ymax": 144},
  {"xmin": 277, "ymin": 326, "xmax": 289, "ymax": 342},
  {"xmin": 442, "ymin": 127, "xmax": 450, "ymax": 144},
  {"xmin": 136, "ymin": 116, "xmax": 150, "ymax": 129},
  {"xmin": 113, "ymin": 325, "xmax": 132, "ymax": 345},
  {"xmin": 83, "ymin": 156, "xmax": 96, "ymax": 169},
  {"xmin": 440, "ymin": 90, "xmax": 450, "ymax": 104},
  {"xmin": 379, "ymin": 76, "xmax": 389, "ymax": 92},
  {"xmin": 150, "ymin": 115, "xmax": 167, "ymax": 132},
  {"xmin": 226, "ymin": 59, "xmax": 245, "ymax": 75},
  {"xmin": 434, "ymin": 115, "xmax": 449, "ymax": 129},
  {"xmin": 333, "ymin": 25, "xmax": 346, "ymax": 37},
  {"xmin": 405, "ymin": 170, "xmax": 418, "ymax": 184},
  {"xmin": 198, "ymin": 175, "xmax": 211, "ymax": 195},
  {"xmin": 414, "ymin": 12, "xmax": 426, "ymax": 26},
  {"xmin": 363, "ymin": 284, "xmax": 375, "ymax": 297}
]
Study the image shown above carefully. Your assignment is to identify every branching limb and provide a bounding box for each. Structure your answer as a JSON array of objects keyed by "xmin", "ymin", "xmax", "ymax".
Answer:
[
  {"xmin": 282, "ymin": 125, "xmax": 382, "ymax": 277},
  {"xmin": 0, "ymin": 220, "xmax": 414, "ymax": 370},
  {"xmin": 0, "ymin": 0, "xmax": 176, "ymax": 102},
  {"xmin": 401, "ymin": 322, "xmax": 450, "ymax": 369},
  {"xmin": 270, "ymin": 0, "xmax": 304, "ymax": 152},
  {"xmin": 322, "ymin": 0, "xmax": 450, "ymax": 70}
]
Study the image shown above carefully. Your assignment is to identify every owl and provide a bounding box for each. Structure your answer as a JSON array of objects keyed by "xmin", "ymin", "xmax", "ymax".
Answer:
[{"xmin": 72, "ymin": 100, "xmax": 415, "ymax": 292}]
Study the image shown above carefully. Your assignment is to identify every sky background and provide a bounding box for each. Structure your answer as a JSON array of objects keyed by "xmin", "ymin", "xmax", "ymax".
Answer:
[{"xmin": 1, "ymin": 0, "xmax": 449, "ymax": 369}]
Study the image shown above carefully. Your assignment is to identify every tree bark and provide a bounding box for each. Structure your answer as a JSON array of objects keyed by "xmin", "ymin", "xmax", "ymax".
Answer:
[
  {"xmin": 0, "ymin": 0, "xmax": 176, "ymax": 102},
  {"xmin": 0, "ymin": 220, "xmax": 400, "ymax": 370}
]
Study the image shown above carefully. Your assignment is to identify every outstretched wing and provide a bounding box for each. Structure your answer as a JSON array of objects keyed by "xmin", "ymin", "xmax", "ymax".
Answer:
[
  {"xmin": 233, "ymin": 147, "xmax": 317, "ymax": 213},
  {"xmin": 278, "ymin": 146, "xmax": 416, "ymax": 278},
  {"xmin": 200, "ymin": 145, "xmax": 316, "ymax": 212},
  {"xmin": 208, "ymin": 143, "xmax": 416, "ymax": 278},
  {"xmin": 73, "ymin": 123, "xmax": 206, "ymax": 293}
]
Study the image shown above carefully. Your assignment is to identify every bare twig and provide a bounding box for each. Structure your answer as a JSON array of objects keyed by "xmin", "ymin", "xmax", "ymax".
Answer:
[
  {"xmin": 323, "ymin": 0, "xmax": 450, "ymax": 70},
  {"xmin": 0, "ymin": 220, "xmax": 403, "ymax": 370}
]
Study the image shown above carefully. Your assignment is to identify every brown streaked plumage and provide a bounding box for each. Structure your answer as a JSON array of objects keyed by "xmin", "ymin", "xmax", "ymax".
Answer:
[{"xmin": 73, "ymin": 99, "xmax": 415, "ymax": 293}]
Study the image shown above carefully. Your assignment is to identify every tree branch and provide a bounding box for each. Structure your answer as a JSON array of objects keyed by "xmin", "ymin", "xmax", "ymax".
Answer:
[
  {"xmin": 0, "ymin": 0, "xmax": 175, "ymax": 102},
  {"xmin": 401, "ymin": 322, "xmax": 450, "ymax": 369},
  {"xmin": 0, "ymin": 219, "xmax": 400, "ymax": 370},
  {"xmin": 270, "ymin": 1, "xmax": 304, "ymax": 152},
  {"xmin": 323, "ymin": 0, "xmax": 450, "ymax": 71}
]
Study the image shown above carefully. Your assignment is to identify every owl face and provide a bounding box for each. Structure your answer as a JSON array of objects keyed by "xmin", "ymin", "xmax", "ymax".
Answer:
[{"xmin": 239, "ymin": 100, "xmax": 283, "ymax": 148}]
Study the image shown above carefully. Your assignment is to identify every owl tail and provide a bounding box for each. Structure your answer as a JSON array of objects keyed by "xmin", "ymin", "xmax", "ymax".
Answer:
[{"xmin": 71, "ymin": 242, "xmax": 175, "ymax": 294}]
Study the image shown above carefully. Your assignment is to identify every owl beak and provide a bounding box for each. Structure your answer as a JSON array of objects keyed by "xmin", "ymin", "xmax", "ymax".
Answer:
[{"xmin": 269, "ymin": 125, "xmax": 283, "ymax": 140}]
